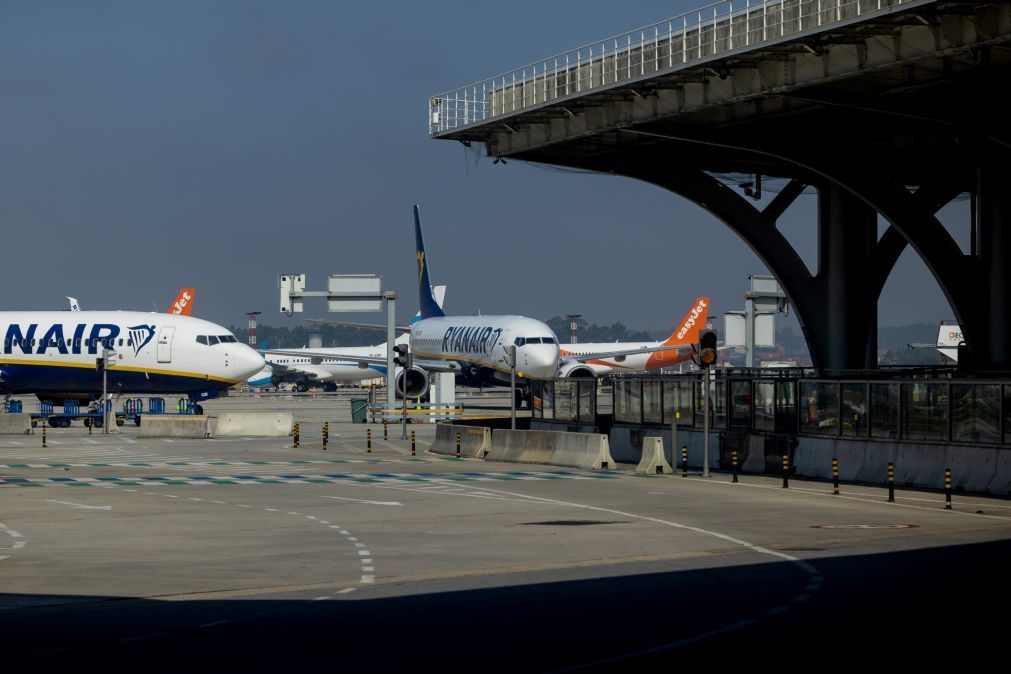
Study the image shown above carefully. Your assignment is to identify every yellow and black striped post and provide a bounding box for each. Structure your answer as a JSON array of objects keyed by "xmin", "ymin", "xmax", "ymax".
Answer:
[
  {"xmin": 782, "ymin": 454, "xmax": 789, "ymax": 488},
  {"xmin": 42, "ymin": 417, "xmax": 47, "ymax": 447},
  {"xmin": 731, "ymin": 450, "xmax": 738, "ymax": 483},
  {"xmin": 88, "ymin": 417, "xmax": 93, "ymax": 435},
  {"xmin": 887, "ymin": 462, "xmax": 895, "ymax": 502},
  {"xmin": 945, "ymin": 467, "xmax": 952, "ymax": 510},
  {"xmin": 456, "ymin": 432, "xmax": 461, "ymax": 459},
  {"xmin": 322, "ymin": 422, "xmax": 329, "ymax": 451},
  {"xmin": 832, "ymin": 457, "xmax": 840, "ymax": 495},
  {"xmin": 293, "ymin": 423, "xmax": 300, "ymax": 448},
  {"xmin": 367, "ymin": 428, "xmax": 372, "ymax": 453},
  {"xmin": 681, "ymin": 446, "xmax": 688, "ymax": 478},
  {"xmin": 411, "ymin": 430, "xmax": 416, "ymax": 457},
  {"xmin": 383, "ymin": 420, "xmax": 388, "ymax": 441}
]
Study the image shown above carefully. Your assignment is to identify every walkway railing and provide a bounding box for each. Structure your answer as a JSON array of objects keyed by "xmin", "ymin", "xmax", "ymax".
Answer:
[{"xmin": 429, "ymin": 0, "xmax": 925, "ymax": 135}]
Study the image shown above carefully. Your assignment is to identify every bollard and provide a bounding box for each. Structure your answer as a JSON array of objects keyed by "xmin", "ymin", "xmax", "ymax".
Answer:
[
  {"xmin": 887, "ymin": 462, "xmax": 895, "ymax": 502},
  {"xmin": 42, "ymin": 417, "xmax": 47, "ymax": 448},
  {"xmin": 731, "ymin": 450, "xmax": 738, "ymax": 483},
  {"xmin": 456, "ymin": 432, "xmax": 461, "ymax": 459},
  {"xmin": 293, "ymin": 423, "xmax": 300, "ymax": 448},
  {"xmin": 367, "ymin": 428, "xmax": 372, "ymax": 453},
  {"xmin": 411, "ymin": 430, "xmax": 416, "ymax": 457},
  {"xmin": 681, "ymin": 446, "xmax": 688, "ymax": 478},
  {"xmin": 832, "ymin": 457, "xmax": 840, "ymax": 495},
  {"xmin": 945, "ymin": 467, "xmax": 952, "ymax": 510},
  {"xmin": 323, "ymin": 422, "xmax": 329, "ymax": 452},
  {"xmin": 383, "ymin": 420, "xmax": 388, "ymax": 441},
  {"xmin": 782, "ymin": 454, "xmax": 789, "ymax": 489},
  {"xmin": 88, "ymin": 417, "xmax": 93, "ymax": 435}
]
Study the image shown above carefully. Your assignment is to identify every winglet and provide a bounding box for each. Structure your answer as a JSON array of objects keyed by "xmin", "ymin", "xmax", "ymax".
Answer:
[
  {"xmin": 662, "ymin": 297, "xmax": 711, "ymax": 346},
  {"xmin": 414, "ymin": 205, "xmax": 445, "ymax": 319}
]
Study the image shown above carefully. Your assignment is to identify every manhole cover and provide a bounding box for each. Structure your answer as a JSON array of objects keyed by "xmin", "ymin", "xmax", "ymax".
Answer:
[{"xmin": 810, "ymin": 524, "xmax": 920, "ymax": 529}]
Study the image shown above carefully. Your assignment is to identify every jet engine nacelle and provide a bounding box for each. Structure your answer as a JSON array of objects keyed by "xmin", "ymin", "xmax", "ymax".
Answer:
[
  {"xmin": 557, "ymin": 362, "xmax": 597, "ymax": 379},
  {"xmin": 395, "ymin": 366, "xmax": 430, "ymax": 400}
]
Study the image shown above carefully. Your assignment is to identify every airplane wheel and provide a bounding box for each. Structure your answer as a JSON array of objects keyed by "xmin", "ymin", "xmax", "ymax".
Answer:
[
  {"xmin": 194, "ymin": 404, "xmax": 204, "ymax": 416},
  {"xmin": 295, "ymin": 383, "xmax": 309, "ymax": 393},
  {"xmin": 135, "ymin": 417, "xmax": 142, "ymax": 427},
  {"xmin": 94, "ymin": 417, "xmax": 103, "ymax": 429},
  {"xmin": 116, "ymin": 418, "xmax": 125, "ymax": 427},
  {"xmin": 323, "ymin": 383, "xmax": 337, "ymax": 392}
]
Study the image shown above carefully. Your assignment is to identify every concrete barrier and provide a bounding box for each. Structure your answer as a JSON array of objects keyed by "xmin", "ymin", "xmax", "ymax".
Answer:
[
  {"xmin": 139, "ymin": 416, "xmax": 210, "ymax": 439},
  {"xmin": 988, "ymin": 450, "xmax": 1011, "ymax": 495},
  {"xmin": 214, "ymin": 412, "xmax": 293, "ymax": 437},
  {"xmin": 636, "ymin": 437, "xmax": 673, "ymax": 475},
  {"xmin": 945, "ymin": 446, "xmax": 998, "ymax": 493},
  {"xmin": 430, "ymin": 424, "xmax": 492, "ymax": 458},
  {"xmin": 487, "ymin": 429, "xmax": 557, "ymax": 464},
  {"xmin": 0, "ymin": 414, "xmax": 32, "ymax": 435},
  {"xmin": 742, "ymin": 435, "xmax": 766, "ymax": 473},
  {"xmin": 548, "ymin": 432, "xmax": 616, "ymax": 470}
]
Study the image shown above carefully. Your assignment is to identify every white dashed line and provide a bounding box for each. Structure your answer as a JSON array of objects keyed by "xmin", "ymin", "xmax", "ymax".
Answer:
[
  {"xmin": 357, "ymin": 550, "xmax": 370, "ymax": 557},
  {"xmin": 359, "ymin": 575, "xmax": 375, "ymax": 584},
  {"xmin": 338, "ymin": 588, "xmax": 357, "ymax": 595}
]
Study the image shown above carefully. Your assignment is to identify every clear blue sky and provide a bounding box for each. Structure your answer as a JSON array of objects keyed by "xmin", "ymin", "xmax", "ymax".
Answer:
[{"xmin": 0, "ymin": 1, "xmax": 960, "ymax": 334}]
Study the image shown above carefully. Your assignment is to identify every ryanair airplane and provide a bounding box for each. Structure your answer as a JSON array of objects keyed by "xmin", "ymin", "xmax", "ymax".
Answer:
[
  {"xmin": 0, "ymin": 311, "xmax": 264, "ymax": 412},
  {"xmin": 265, "ymin": 206, "xmax": 687, "ymax": 405}
]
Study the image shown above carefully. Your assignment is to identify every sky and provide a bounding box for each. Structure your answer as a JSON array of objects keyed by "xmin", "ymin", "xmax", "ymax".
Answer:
[{"xmin": 0, "ymin": 1, "xmax": 962, "ymax": 336}]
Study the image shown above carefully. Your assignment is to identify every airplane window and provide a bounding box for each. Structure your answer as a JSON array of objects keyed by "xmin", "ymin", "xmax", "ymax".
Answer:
[
  {"xmin": 75, "ymin": 339, "xmax": 81, "ymax": 347},
  {"xmin": 208, "ymin": 336, "xmax": 220, "ymax": 345},
  {"xmin": 514, "ymin": 337, "xmax": 526, "ymax": 346},
  {"xmin": 218, "ymin": 335, "xmax": 237, "ymax": 343},
  {"xmin": 543, "ymin": 337, "xmax": 557, "ymax": 344},
  {"xmin": 128, "ymin": 339, "xmax": 133, "ymax": 347},
  {"xmin": 118, "ymin": 339, "xmax": 124, "ymax": 346},
  {"xmin": 196, "ymin": 336, "xmax": 208, "ymax": 346}
]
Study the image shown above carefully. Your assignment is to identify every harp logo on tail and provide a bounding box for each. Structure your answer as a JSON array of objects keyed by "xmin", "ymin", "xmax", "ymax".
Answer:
[{"xmin": 128, "ymin": 324, "xmax": 156, "ymax": 356}]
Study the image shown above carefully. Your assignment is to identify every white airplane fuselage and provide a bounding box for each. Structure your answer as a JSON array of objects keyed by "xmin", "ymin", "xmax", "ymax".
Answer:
[
  {"xmin": 411, "ymin": 315, "xmax": 559, "ymax": 385},
  {"xmin": 0, "ymin": 311, "xmax": 264, "ymax": 400}
]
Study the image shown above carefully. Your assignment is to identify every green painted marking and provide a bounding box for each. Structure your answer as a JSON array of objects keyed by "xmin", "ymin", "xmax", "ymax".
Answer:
[
  {"xmin": 164, "ymin": 481, "xmax": 189, "ymax": 486},
  {"xmin": 257, "ymin": 480, "xmax": 284, "ymax": 484},
  {"xmin": 49, "ymin": 463, "xmax": 69, "ymax": 467},
  {"xmin": 69, "ymin": 482, "xmax": 94, "ymax": 487},
  {"xmin": 167, "ymin": 462, "xmax": 188, "ymax": 466},
  {"xmin": 212, "ymin": 480, "xmax": 236, "ymax": 485}
]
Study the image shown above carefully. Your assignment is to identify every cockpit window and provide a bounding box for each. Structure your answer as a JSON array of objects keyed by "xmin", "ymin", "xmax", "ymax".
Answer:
[
  {"xmin": 514, "ymin": 337, "xmax": 526, "ymax": 347},
  {"xmin": 542, "ymin": 337, "xmax": 556, "ymax": 344},
  {"xmin": 196, "ymin": 336, "xmax": 208, "ymax": 346},
  {"xmin": 218, "ymin": 335, "xmax": 237, "ymax": 343},
  {"xmin": 207, "ymin": 336, "xmax": 220, "ymax": 345}
]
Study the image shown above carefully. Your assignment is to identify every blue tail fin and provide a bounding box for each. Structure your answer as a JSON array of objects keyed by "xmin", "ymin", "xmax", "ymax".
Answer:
[{"xmin": 414, "ymin": 205, "xmax": 445, "ymax": 319}]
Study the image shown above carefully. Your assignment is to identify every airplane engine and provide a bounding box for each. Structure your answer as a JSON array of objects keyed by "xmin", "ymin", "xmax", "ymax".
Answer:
[
  {"xmin": 557, "ymin": 363, "xmax": 597, "ymax": 379},
  {"xmin": 395, "ymin": 366, "xmax": 430, "ymax": 400}
]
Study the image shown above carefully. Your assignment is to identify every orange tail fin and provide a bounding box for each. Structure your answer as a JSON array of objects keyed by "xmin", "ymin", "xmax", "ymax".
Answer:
[
  {"xmin": 168, "ymin": 288, "xmax": 195, "ymax": 316},
  {"xmin": 662, "ymin": 297, "xmax": 711, "ymax": 346}
]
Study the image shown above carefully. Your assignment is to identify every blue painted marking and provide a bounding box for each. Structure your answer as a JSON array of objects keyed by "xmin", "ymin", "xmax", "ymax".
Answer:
[
  {"xmin": 96, "ymin": 477, "xmax": 121, "ymax": 481},
  {"xmin": 142, "ymin": 477, "xmax": 168, "ymax": 481},
  {"xmin": 186, "ymin": 476, "xmax": 215, "ymax": 481},
  {"xmin": 50, "ymin": 477, "xmax": 77, "ymax": 482},
  {"xmin": 322, "ymin": 474, "xmax": 353, "ymax": 479},
  {"xmin": 233, "ymin": 476, "xmax": 259, "ymax": 480}
]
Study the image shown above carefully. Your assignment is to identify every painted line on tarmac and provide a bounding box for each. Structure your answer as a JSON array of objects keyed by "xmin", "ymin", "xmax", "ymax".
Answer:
[{"xmin": 700, "ymin": 477, "xmax": 1011, "ymax": 521}]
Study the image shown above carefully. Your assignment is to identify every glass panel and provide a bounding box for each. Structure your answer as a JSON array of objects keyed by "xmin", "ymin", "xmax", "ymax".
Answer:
[
  {"xmin": 952, "ymin": 384, "xmax": 1000, "ymax": 444},
  {"xmin": 663, "ymin": 379, "xmax": 694, "ymax": 426},
  {"xmin": 532, "ymin": 381, "xmax": 543, "ymax": 419},
  {"xmin": 614, "ymin": 380, "xmax": 641, "ymax": 424},
  {"xmin": 555, "ymin": 380, "xmax": 575, "ymax": 422},
  {"xmin": 799, "ymin": 381, "xmax": 839, "ymax": 435},
  {"xmin": 775, "ymin": 381, "xmax": 796, "ymax": 433},
  {"xmin": 754, "ymin": 381, "xmax": 775, "ymax": 432},
  {"xmin": 1005, "ymin": 385, "xmax": 1011, "ymax": 445},
  {"xmin": 542, "ymin": 382, "xmax": 554, "ymax": 421},
  {"xmin": 870, "ymin": 383, "xmax": 899, "ymax": 439},
  {"xmin": 642, "ymin": 380, "xmax": 663, "ymax": 424},
  {"xmin": 628, "ymin": 380, "xmax": 642, "ymax": 424},
  {"xmin": 713, "ymin": 377, "xmax": 727, "ymax": 430},
  {"xmin": 577, "ymin": 380, "xmax": 595, "ymax": 422},
  {"xmin": 902, "ymin": 383, "xmax": 948, "ymax": 442},
  {"xmin": 840, "ymin": 383, "xmax": 868, "ymax": 437},
  {"xmin": 730, "ymin": 380, "xmax": 752, "ymax": 430}
]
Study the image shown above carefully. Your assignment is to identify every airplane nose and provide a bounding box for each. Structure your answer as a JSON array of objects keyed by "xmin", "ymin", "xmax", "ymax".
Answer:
[
  {"xmin": 235, "ymin": 345, "xmax": 266, "ymax": 379},
  {"xmin": 523, "ymin": 345, "xmax": 560, "ymax": 379}
]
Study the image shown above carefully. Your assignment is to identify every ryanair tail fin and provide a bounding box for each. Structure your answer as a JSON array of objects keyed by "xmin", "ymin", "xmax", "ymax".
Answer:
[
  {"xmin": 662, "ymin": 297, "xmax": 711, "ymax": 346},
  {"xmin": 414, "ymin": 205, "xmax": 445, "ymax": 319}
]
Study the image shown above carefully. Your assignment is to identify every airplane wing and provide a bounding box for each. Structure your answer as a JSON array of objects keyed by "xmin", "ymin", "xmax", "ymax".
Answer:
[
  {"xmin": 262, "ymin": 348, "xmax": 461, "ymax": 374},
  {"xmin": 560, "ymin": 343, "xmax": 684, "ymax": 364},
  {"xmin": 265, "ymin": 361, "xmax": 337, "ymax": 382}
]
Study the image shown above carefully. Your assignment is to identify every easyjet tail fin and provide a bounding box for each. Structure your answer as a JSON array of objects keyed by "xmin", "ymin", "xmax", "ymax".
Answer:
[
  {"xmin": 168, "ymin": 288, "xmax": 195, "ymax": 316},
  {"xmin": 662, "ymin": 297, "xmax": 711, "ymax": 346}
]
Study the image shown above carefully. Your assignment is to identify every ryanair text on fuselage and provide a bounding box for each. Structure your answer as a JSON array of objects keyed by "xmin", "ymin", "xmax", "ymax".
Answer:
[
  {"xmin": 442, "ymin": 326, "xmax": 504, "ymax": 354},
  {"xmin": 1, "ymin": 323, "xmax": 155, "ymax": 356}
]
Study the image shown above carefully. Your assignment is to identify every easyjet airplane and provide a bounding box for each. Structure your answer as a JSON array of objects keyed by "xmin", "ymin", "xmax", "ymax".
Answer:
[
  {"xmin": 556, "ymin": 297, "xmax": 711, "ymax": 377},
  {"xmin": 69, "ymin": 288, "xmax": 196, "ymax": 317}
]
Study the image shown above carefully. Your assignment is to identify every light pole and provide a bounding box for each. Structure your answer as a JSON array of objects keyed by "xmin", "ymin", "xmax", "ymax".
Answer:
[{"xmin": 505, "ymin": 345, "xmax": 517, "ymax": 430}]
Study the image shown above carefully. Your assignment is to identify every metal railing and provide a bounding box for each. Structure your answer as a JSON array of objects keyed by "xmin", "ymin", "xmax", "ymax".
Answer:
[{"xmin": 429, "ymin": 0, "xmax": 924, "ymax": 135}]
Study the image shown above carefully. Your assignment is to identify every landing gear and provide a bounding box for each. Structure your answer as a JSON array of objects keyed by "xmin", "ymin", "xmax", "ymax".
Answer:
[
  {"xmin": 193, "ymin": 404, "xmax": 204, "ymax": 416},
  {"xmin": 295, "ymin": 382, "xmax": 309, "ymax": 393},
  {"xmin": 323, "ymin": 382, "xmax": 337, "ymax": 393}
]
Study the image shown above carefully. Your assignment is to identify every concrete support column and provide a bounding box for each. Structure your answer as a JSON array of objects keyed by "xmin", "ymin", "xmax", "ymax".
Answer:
[
  {"xmin": 978, "ymin": 162, "xmax": 1011, "ymax": 368},
  {"xmin": 815, "ymin": 183, "xmax": 878, "ymax": 370}
]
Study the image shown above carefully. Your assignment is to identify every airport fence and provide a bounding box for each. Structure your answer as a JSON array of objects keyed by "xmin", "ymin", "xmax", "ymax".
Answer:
[{"xmin": 535, "ymin": 371, "xmax": 1011, "ymax": 447}]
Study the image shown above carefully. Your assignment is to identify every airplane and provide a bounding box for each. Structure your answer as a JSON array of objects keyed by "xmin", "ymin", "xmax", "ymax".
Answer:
[
  {"xmin": 264, "ymin": 206, "xmax": 688, "ymax": 406},
  {"xmin": 0, "ymin": 310, "xmax": 265, "ymax": 419},
  {"xmin": 68, "ymin": 288, "xmax": 196, "ymax": 317},
  {"xmin": 936, "ymin": 323, "xmax": 963, "ymax": 363},
  {"xmin": 248, "ymin": 287, "xmax": 447, "ymax": 392},
  {"xmin": 555, "ymin": 297, "xmax": 711, "ymax": 378}
]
